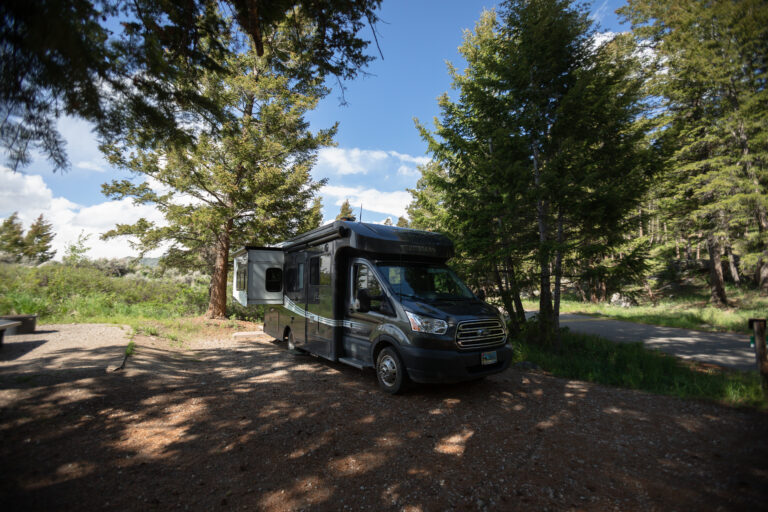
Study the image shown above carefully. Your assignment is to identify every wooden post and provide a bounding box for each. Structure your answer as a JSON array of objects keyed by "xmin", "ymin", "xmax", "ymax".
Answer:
[{"xmin": 748, "ymin": 318, "xmax": 768, "ymax": 396}]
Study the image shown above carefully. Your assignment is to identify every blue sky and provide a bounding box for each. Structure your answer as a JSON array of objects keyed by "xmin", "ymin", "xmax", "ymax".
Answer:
[{"xmin": 0, "ymin": 0, "xmax": 628, "ymax": 259}]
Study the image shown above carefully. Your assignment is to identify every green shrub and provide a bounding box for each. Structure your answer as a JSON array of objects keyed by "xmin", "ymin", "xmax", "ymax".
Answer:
[
  {"xmin": 514, "ymin": 325, "xmax": 765, "ymax": 408},
  {"xmin": 0, "ymin": 262, "xmax": 209, "ymax": 321}
]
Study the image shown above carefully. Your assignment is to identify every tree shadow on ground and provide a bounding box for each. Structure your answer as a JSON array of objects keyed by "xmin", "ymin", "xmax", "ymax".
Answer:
[{"xmin": 0, "ymin": 333, "xmax": 767, "ymax": 511}]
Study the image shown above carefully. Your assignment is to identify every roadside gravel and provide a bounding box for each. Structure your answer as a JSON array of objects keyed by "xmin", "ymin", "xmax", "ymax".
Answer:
[{"xmin": 0, "ymin": 323, "xmax": 766, "ymax": 511}]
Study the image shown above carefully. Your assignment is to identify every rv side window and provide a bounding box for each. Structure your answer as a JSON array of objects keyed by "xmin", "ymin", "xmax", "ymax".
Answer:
[
  {"xmin": 353, "ymin": 264, "xmax": 392, "ymax": 316},
  {"xmin": 309, "ymin": 256, "xmax": 319, "ymax": 286},
  {"xmin": 265, "ymin": 267, "xmax": 282, "ymax": 292},
  {"xmin": 236, "ymin": 263, "xmax": 247, "ymax": 291}
]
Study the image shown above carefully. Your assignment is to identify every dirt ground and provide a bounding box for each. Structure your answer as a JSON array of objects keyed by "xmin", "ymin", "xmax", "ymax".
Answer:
[{"xmin": 1, "ymin": 324, "xmax": 767, "ymax": 511}]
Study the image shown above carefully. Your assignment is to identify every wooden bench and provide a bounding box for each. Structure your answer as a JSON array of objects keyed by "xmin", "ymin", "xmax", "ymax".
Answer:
[{"xmin": 0, "ymin": 320, "xmax": 22, "ymax": 349}]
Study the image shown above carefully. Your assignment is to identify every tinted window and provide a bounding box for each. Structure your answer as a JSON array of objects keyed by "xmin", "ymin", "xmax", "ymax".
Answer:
[
  {"xmin": 353, "ymin": 263, "xmax": 392, "ymax": 315},
  {"xmin": 236, "ymin": 263, "xmax": 247, "ymax": 291},
  {"xmin": 309, "ymin": 257, "xmax": 320, "ymax": 286},
  {"xmin": 297, "ymin": 263, "xmax": 304, "ymax": 290},
  {"xmin": 265, "ymin": 267, "xmax": 282, "ymax": 292}
]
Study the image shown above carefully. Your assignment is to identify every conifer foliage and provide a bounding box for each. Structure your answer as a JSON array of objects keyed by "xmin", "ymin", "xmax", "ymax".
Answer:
[
  {"xmin": 335, "ymin": 199, "xmax": 356, "ymax": 220},
  {"xmin": 101, "ymin": 15, "xmax": 334, "ymax": 318},
  {"xmin": 412, "ymin": 0, "xmax": 652, "ymax": 344},
  {"xmin": 620, "ymin": 0, "xmax": 768, "ymax": 299},
  {"xmin": 0, "ymin": 212, "xmax": 56, "ymax": 263}
]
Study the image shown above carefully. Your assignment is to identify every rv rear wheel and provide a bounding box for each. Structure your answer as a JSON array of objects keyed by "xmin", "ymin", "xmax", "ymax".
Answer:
[{"xmin": 376, "ymin": 347, "xmax": 407, "ymax": 394}]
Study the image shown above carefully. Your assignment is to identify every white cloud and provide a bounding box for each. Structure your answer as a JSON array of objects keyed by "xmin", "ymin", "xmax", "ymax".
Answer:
[
  {"xmin": 0, "ymin": 171, "xmax": 53, "ymax": 212},
  {"xmin": 75, "ymin": 160, "xmax": 105, "ymax": 172},
  {"xmin": 317, "ymin": 147, "xmax": 389, "ymax": 175},
  {"xmin": 388, "ymin": 150, "xmax": 430, "ymax": 166},
  {"xmin": 321, "ymin": 184, "xmax": 411, "ymax": 219},
  {"xmin": 590, "ymin": 0, "xmax": 610, "ymax": 24},
  {"xmin": 592, "ymin": 31, "xmax": 618, "ymax": 48},
  {"xmin": 0, "ymin": 167, "xmax": 165, "ymax": 260},
  {"xmin": 397, "ymin": 165, "xmax": 418, "ymax": 176},
  {"xmin": 315, "ymin": 147, "xmax": 429, "ymax": 176}
]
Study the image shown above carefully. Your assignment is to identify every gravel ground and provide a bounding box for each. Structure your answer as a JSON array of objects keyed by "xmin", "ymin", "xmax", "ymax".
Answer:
[{"xmin": 1, "ymin": 324, "xmax": 767, "ymax": 511}]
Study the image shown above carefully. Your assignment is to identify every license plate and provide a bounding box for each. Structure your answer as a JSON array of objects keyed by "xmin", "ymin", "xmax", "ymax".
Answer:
[{"xmin": 481, "ymin": 351, "xmax": 497, "ymax": 365}]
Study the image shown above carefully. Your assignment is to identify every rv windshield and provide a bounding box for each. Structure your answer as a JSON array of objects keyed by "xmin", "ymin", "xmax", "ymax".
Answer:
[{"xmin": 377, "ymin": 263, "xmax": 475, "ymax": 301}]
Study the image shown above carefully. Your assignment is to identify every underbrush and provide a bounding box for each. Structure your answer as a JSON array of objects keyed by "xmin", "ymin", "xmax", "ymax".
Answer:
[
  {"xmin": 522, "ymin": 284, "xmax": 768, "ymax": 333},
  {"xmin": 0, "ymin": 262, "xmax": 209, "ymax": 322},
  {"xmin": 513, "ymin": 327, "xmax": 766, "ymax": 408}
]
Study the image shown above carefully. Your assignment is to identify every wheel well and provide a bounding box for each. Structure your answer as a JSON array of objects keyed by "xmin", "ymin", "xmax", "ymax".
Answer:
[
  {"xmin": 282, "ymin": 326, "xmax": 291, "ymax": 342},
  {"xmin": 372, "ymin": 338, "xmax": 395, "ymax": 363}
]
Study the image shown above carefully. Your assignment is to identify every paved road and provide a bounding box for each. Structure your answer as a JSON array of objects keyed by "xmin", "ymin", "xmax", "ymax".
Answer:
[{"xmin": 549, "ymin": 313, "xmax": 756, "ymax": 371}]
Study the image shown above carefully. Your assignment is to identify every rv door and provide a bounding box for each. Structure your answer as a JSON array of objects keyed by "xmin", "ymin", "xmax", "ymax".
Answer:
[{"xmin": 232, "ymin": 248, "xmax": 285, "ymax": 306}]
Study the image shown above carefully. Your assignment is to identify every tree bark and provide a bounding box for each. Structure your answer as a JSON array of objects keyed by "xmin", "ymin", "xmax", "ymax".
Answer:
[
  {"xmin": 757, "ymin": 257, "xmax": 768, "ymax": 294},
  {"xmin": 206, "ymin": 219, "xmax": 233, "ymax": 318},
  {"xmin": 706, "ymin": 234, "xmax": 728, "ymax": 306},
  {"xmin": 493, "ymin": 263, "xmax": 519, "ymax": 335},
  {"xmin": 553, "ymin": 211, "xmax": 564, "ymax": 348},
  {"xmin": 532, "ymin": 143, "xmax": 553, "ymax": 345},
  {"xmin": 505, "ymin": 257, "xmax": 527, "ymax": 327},
  {"xmin": 725, "ymin": 242, "xmax": 740, "ymax": 285}
]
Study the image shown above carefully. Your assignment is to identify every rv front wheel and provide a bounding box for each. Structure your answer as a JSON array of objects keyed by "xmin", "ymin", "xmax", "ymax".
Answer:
[{"xmin": 376, "ymin": 347, "xmax": 407, "ymax": 394}]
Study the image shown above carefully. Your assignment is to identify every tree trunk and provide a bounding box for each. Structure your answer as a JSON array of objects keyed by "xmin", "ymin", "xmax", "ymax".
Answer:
[
  {"xmin": 725, "ymin": 242, "xmax": 740, "ymax": 285},
  {"xmin": 493, "ymin": 263, "xmax": 519, "ymax": 335},
  {"xmin": 757, "ymin": 256, "xmax": 768, "ymax": 294},
  {"xmin": 206, "ymin": 219, "xmax": 233, "ymax": 318},
  {"xmin": 706, "ymin": 234, "xmax": 727, "ymax": 306},
  {"xmin": 505, "ymin": 257, "xmax": 527, "ymax": 327},
  {"xmin": 532, "ymin": 143, "xmax": 553, "ymax": 345},
  {"xmin": 553, "ymin": 212, "xmax": 564, "ymax": 349}
]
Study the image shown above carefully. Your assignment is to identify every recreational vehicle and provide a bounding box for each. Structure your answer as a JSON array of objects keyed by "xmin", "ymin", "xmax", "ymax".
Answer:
[{"xmin": 232, "ymin": 220, "xmax": 512, "ymax": 393}]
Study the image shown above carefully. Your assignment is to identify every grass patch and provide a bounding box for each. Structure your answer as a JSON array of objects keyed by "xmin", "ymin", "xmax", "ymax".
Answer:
[
  {"xmin": 522, "ymin": 285, "xmax": 768, "ymax": 334},
  {"xmin": 125, "ymin": 340, "xmax": 136, "ymax": 356},
  {"xmin": 514, "ymin": 328, "xmax": 766, "ymax": 408}
]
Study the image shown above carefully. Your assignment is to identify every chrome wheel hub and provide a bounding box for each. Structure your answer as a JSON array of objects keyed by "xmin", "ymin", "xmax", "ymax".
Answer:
[{"xmin": 378, "ymin": 355, "xmax": 398, "ymax": 386}]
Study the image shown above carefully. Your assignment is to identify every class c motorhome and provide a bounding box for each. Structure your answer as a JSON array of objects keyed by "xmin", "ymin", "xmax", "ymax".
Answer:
[{"xmin": 232, "ymin": 220, "xmax": 512, "ymax": 393}]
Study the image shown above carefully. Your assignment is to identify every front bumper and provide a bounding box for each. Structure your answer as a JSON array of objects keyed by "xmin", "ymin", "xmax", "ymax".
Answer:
[{"xmin": 399, "ymin": 343, "xmax": 513, "ymax": 383}]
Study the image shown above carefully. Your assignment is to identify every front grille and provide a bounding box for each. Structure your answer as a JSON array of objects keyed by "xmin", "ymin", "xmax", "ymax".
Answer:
[{"xmin": 455, "ymin": 319, "xmax": 506, "ymax": 349}]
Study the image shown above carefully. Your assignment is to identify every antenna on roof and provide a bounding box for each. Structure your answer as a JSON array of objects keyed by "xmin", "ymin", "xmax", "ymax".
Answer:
[{"xmin": 359, "ymin": 203, "xmax": 363, "ymax": 223}]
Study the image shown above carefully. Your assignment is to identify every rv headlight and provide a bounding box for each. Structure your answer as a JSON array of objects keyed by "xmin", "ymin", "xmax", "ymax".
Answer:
[{"xmin": 406, "ymin": 311, "xmax": 448, "ymax": 335}]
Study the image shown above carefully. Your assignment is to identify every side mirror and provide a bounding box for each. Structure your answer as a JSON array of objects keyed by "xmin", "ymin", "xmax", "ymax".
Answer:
[
  {"xmin": 356, "ymin": 289, "xmax": 371, "ymax": 313},
  {"xmin": 477, "ymin": 289, "xmax": 486, "ymax": 301}
]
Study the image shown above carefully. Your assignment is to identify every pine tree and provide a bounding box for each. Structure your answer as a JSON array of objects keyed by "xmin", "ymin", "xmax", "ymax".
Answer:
[
  {"xmin": 102, "ymin": 16, "xmax": 333, "ymax": 318},
  {"xmin": 0, "ymin": 212, "xmax": 25, "ymax": 262},
  {"xmin": 413, "ymin": 1, "xmax": 651, "ymax": 343},
  {"xmin": 335, "ymin": 199, "xmax": 356, "ymax": 220},
  {"xmin": 396, "ymin": 216, "xmax": 409, "ymax": 228},
  {"xmin": 621, "ymin": 0, "xmax": 768, "ymax": 298},
  {"xmin": 383, "ymin": 217, "xmax": 393, "ymax": 226},
  {"xmin": 22, "ymin": 214, "xmax": 56, "ymax": 263},
  {"xmin": 1, "ymin": 0, "xmax": 381, "ymax": 172}
]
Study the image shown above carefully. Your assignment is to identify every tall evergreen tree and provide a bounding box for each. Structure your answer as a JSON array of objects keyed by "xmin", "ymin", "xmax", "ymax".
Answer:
[
  {"xmin": 1, "ymin": 0, "xmax": 381, "ymax": 172},
  {"xmin": 102, "ymin": 16, "xmax": 333, "ymax": 318},
  {"xmin": 414, "ymin": 1, "xmax": 651, "ymax": 343},
  {"xmin": 621, "ymin": 0, "xmax": 768, "ymax": 298},
  {"xmin": 22, "ymin": 214, "xmax": 56, "ymax": 263},
  {"xmin": 335, "ymin": 199, "xmax": 355, "ymax": 220},
  {"xmin": 0, "ymin": 212, "xmax": 25, "ymax": 261}
]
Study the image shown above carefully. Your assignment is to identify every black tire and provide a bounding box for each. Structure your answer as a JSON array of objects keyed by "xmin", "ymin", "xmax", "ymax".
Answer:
[{"xmin": 376, "ymin": 346, "xmax": 408, "ymax": 394}]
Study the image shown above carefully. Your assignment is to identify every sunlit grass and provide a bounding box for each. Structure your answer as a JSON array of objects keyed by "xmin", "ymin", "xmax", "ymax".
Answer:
[
  {"xmin": 522, "ymin": 285, "xmax": 768, "ymax": 333},
  {"xmin": 513, "ymin": 328, "xmax": 766, "ymax": 408}
]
